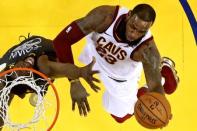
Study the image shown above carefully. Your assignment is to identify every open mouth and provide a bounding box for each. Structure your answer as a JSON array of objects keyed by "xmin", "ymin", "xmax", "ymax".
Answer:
[{"xmin": 24, "ymin": 57, "xmax": 35, "ymax": 66}]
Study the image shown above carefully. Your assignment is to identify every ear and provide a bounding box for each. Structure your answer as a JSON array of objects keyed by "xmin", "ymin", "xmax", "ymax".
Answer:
[
  {"xmin": 128, "ymin": 10, "xmax": 133, "ymax": 17},
  {"xmin": 126, "ymin": 10, "xmax": 133, "ymax": 21}
]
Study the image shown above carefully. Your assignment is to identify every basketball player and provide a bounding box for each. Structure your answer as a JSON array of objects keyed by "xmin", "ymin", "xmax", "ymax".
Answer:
[
  {"xmin": 53, "ymin": 3, "xmax": 179, "ymax": 123},
  {"xmin": 0, "ymin": 35, "xmax": 100, "ymax": 129}
]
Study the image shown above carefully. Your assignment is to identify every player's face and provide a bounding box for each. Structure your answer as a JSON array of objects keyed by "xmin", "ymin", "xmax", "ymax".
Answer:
[
  {"xmin": 125, "ymin": 13, "xmax": 153, "ymax": 41},
  {"xmin": 12, "ymin": 57, "xmax": 35, "ymax": 77}
]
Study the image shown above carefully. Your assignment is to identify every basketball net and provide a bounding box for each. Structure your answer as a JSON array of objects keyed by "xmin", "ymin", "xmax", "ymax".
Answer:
[{"xmin": 0, "ymin": 68, "xmax": 59, "ymax": 131}]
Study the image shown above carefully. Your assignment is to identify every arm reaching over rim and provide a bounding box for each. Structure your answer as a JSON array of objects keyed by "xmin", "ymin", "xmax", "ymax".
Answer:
[{"xmin": 37, "ymin": 55, "xmax": 100, "ymax": 88}]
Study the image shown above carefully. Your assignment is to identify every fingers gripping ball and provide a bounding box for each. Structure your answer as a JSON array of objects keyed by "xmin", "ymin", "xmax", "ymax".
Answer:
[{"xmin": 134, "ymin": 92, "xmax": 172, "ymax": 129}]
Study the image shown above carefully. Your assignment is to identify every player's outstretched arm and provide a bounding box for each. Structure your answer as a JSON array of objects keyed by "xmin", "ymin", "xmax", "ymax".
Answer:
[
  {"xmin": 140, "ymin": 40, "xmax": 164, "ymax": 94},
  {"xmin": 37, "ymin": 55, "xmax": 100, "ymax": 86},
  {"xmin": 52, "ymin": 5, "xmax": 115, "ymax": 91},
  {"xmin": 53, "ymin": 5, "xmax": 117, "ymax": 63}
]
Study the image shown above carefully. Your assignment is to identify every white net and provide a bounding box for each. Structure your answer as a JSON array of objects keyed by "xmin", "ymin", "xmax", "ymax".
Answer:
[{"xmin": 0, "ymin": 69, "xmax": 58, "ymax": 130}]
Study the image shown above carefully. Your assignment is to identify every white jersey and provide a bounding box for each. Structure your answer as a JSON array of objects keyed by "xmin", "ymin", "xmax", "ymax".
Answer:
[
  {"xmin": 80, "ymin": 6, "xmax": 152, "ymax": 82},
  {"xmin": 79, "ymin": 6, "xmax": 153, "ymax": 117}
]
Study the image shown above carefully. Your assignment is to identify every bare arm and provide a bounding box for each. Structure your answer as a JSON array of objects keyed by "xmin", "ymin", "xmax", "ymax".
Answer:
[
  {"xmin": 37, "ymin": 55, "xmax": 81, "ymax": 79},
  {"xmin": 138, "ymin": 40, "xmax": 164, "ymax": 94},
  {"xmin": 37, "ymin": 55, "xmax": 100, "ymax": 81},
  {"xmin": 53, "ymin": 5, "xmax": 117, "ymax": 64}
]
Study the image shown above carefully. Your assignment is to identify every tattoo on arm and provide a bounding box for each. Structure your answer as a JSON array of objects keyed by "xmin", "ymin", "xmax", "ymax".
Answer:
[{"xmin": 141, "ymin": 43, "xmax": 163, "ymax": 94}]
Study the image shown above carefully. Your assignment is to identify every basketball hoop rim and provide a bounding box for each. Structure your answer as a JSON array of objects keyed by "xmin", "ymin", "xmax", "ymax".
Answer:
[{"xmin": 0, "ymin": 67, "xmax": 60, "ymax": 131}]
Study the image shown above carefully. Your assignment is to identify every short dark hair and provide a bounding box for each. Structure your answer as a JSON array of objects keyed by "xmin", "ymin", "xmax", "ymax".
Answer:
[{"xmin": 132, "ymin": 4, "xmax": 156, "ymax": 23}]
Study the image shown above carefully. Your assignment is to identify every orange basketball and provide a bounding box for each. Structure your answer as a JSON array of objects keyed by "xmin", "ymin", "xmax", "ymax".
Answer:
[{"xmin": 134, "ymin": 92, "xmax": 172, "ymax": 129}]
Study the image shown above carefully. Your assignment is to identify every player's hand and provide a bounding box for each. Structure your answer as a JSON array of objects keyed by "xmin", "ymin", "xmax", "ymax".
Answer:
[
  {"xmin": 70, "ymin": 80, "xmax": 90, "ymax": 116},
  {"xmin": 80, "ymin": 57, "xmax": 101, "ymax": 92}
]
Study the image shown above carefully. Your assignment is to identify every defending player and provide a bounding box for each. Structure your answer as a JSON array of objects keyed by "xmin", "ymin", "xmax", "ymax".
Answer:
[{"xmin": 0, "ymin": 35, "xmax": 100, "ymax": 130}]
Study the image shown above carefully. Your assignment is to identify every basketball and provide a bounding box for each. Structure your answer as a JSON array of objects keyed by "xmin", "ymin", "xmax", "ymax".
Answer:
[{"xmin": 134, "ymin": 92, "xmax": 172, "ymax": 129}]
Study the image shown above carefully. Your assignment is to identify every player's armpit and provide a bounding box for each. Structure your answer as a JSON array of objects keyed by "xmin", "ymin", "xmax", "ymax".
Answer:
[{"xmin": 140, "ymin": 40, "xmax": 164, "ymax": 94}]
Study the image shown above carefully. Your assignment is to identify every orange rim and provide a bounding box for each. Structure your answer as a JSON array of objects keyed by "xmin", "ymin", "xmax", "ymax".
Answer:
[{"xmin": 0, "ymin": 67, "xmax": 60, "ymax": 131}]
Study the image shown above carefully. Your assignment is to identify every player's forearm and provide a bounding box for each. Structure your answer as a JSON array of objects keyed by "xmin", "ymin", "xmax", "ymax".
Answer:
[
  {"xmin": 143, "ymin": 63, "xmax": 164, "ymax": 94},
  {"xmin": 38, "ymin": 60, "xmax": 81, "ymax": 79},
  {"xmin": 147, "ymin": 80, "xmax": 164, "ymax": 94},
  {"xmin": 52, "ymin": 64, "xmax": 81, "ymax": 79},
  {"xmin": 139, "ymin": 61, "xmax": 164, "ymax": 94}
]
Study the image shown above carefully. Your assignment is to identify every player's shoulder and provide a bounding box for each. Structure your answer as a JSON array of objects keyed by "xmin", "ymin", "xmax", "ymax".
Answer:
[
  {"xmin": 80, "ymin": 5, "xmax": 119, "ymax": 33},
  {"xmin": 138, "ymin": 38, "xmax": 158, "ymax": 55},
  {"xmin": 93, "ymin": 5, "xmax": 118, "ymax": 12},
  {"xmin": 89, "ymin": 5, "xmax": 118, "ymax": 18}
]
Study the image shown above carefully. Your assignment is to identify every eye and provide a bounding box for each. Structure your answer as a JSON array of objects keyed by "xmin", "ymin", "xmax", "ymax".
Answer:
[
  {"xmin": 129, "ymin": 22, "xmax": 135, "ymax": 29},
  {"xmin": 132, "ymin": 23, "xmax": 147, "ymax": 34}
]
